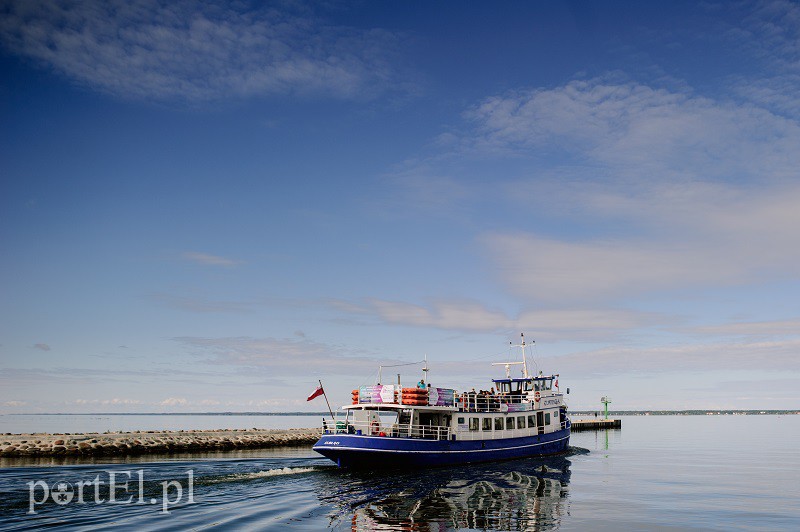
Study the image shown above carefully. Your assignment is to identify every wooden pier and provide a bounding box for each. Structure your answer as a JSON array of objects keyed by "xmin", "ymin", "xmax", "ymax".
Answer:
[{"xmin": 571, "ymin": 419, "xmax": 621, "ymax": 431}]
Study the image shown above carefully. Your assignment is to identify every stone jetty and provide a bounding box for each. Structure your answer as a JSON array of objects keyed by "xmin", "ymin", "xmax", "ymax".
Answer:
[
  {"xmin": 0, "ymin": 428, "xmax": 321, "ymax": 458},
  {"xmin": 571, "ymin": 418, "xmax": 622, "ymax": 431}
]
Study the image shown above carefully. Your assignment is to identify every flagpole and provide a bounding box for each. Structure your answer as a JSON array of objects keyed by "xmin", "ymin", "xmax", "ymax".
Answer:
[{"xmin": 320, "ymin": 379, "xmax": 335, "ymax": 422}]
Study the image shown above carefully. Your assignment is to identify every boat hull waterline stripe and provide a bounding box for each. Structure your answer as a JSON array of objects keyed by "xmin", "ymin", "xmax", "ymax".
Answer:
[{"xmin": 313, "ymin": 435, "xmax": 568, "ymax": 454}]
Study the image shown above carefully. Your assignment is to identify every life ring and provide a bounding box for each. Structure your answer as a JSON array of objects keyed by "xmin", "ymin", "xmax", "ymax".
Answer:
[
  {"xmin": 534, "ymin": 391, "xmax": 541, "ymax": 402},
  {"xmin": 370, "ymin": 421, "xmax": 380, "ymax": 435}
]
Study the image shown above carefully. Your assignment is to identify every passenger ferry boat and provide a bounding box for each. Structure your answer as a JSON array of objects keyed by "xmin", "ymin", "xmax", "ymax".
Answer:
[{"xmin": 313, "ymin": 335, "xmax": 571, "ymax": 468}]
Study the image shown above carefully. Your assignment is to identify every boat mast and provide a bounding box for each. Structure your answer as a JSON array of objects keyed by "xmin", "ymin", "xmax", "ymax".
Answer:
[
  {"xmin": 510, "ymin": 333, "xmax": 530, "ymax": 379},
  {"xmin": 492, "ymin": 333, "xmax": 531, "ymax": 379}
]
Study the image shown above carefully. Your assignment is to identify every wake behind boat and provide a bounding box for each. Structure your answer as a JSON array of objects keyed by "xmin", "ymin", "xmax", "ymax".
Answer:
[{"xmin": 313, "ymin": 334, "xmax": 570, "ymax": 468}]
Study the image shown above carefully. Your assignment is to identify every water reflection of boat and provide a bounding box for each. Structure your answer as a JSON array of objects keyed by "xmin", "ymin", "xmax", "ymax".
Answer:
[
  {"xmin": 444, "ymin": 466, "xmax": 570, "ymax": 531},
  {"xmin": 319, "ymin": 454, "xmax": 575, "ymax": 531}
]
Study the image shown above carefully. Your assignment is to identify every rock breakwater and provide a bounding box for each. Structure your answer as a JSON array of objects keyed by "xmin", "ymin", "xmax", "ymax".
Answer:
[{"xmin": 0, "ymin": 428, "xmax": 321, "ymax": 458}]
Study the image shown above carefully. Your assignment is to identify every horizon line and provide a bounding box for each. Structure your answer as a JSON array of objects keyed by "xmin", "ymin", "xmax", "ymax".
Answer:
[{"xmin": 5, "ymin": 409, "xmax": 800, "ymax": 416}]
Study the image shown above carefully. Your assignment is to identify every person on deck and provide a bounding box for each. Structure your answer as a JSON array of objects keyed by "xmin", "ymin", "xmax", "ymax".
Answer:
[{"xmin": 417, "ymin": 379, "xmax": 425, "ymax": 388}]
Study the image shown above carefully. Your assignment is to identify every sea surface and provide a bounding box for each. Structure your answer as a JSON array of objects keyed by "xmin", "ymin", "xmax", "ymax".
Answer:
[{"xmin": 1, "ymin": 414, "xmax": 798, "ymax": 530}]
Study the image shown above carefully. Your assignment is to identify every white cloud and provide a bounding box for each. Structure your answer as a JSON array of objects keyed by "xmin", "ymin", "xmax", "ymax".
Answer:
[
  {"xmin": 465, "ymin": 77, "xmax": 800, "ymax": 181},
  {"xmin": 368, "ymin": 299, "xmax": 509, "ymax": 331},
  {"xmin": 160, "ymin": 397, "xmax": 188, "ymax": 407},
  {"xmin": 0, "ymin": 0, "xmax": 407, "ymax": 102},
  {"xmin": 728, "ymin": 0, "xmax": 800, "ymax": 118},
  {"xmin": 430, "ymin": 76, "xmax": 800, "ymax": 305}
]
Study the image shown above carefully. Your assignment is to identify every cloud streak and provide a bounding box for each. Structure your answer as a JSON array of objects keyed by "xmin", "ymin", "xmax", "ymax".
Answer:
[
  {"xmin": 552, "ymin": 337, "xmax": 800, "ymax": 376},
  {"xmin": 685, "ymin": 318, "xmax": 800, "ymax": 337},
  {"xmin": 181, "ymin": 251, "xmax": 242, "ymax": 267},
  {"xmin": 75, "ymin": 397, "xmax": 142, "ymax": 406},
  {"xmin": 173, "ymin": 335, "xmax": 396, "ymax": 376},
  {"xmin": 342, "ymin": 298, "xmax": 659, "ymax": 342},
  {"xmin": 0, "ymin": 0, "xmax": 407, "ymax": 102},
  {"xmin": 481, "ymin": 180, "xmax": 800, "ymax": 304}
]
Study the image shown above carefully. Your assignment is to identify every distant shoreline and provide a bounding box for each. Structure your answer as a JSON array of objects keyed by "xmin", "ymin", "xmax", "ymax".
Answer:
[
  {"xmin": 7, "ymin": 412, "xmax": 330, "ymax": 416},
  {"xmin": 572, "ymin": 410, "xmax": 800, "ymax": 415}
]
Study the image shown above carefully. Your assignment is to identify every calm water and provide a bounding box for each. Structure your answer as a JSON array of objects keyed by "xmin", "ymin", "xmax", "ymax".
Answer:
[{"xmin": 1, "ymin": 415, "xmax": 798, "ymax": 530}]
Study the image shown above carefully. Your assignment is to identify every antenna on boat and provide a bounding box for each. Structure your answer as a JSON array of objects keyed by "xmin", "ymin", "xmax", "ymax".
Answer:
[
  {"xmin": 422, "ymin": 354, "xmax": 429, "ymax": 383},
  {"xmin": 492, "ymin": 333, "xmax": 530, "ymax": 378}
]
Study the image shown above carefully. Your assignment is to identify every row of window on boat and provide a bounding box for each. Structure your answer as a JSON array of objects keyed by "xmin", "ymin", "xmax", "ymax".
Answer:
[{"xmin": 458, "ymin": 410, "xmax": 557, "ymax": 432}]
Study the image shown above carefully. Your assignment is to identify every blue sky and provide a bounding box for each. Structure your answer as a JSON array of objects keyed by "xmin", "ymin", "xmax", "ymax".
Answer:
[{"xmin": 2, "ymin": 0, "xmax": 799, "ymax": 414}]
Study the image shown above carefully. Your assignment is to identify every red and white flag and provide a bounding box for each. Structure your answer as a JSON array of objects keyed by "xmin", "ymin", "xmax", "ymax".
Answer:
[
  {"xmin": 307, "ymin": 385, "xmax": 324, "ymax": 401},
  {"xmin": 555, "ymin": 379, "xmax": 559, "ymax": 390}
]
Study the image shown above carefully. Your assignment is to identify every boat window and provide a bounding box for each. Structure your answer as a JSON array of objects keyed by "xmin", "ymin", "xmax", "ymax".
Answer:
[
  {"xmin": 469, "ymin": 418, "xmax": 479, "ymax": 431},
  {"xmin": 528, "ymin": 415, "xmax": 535, "ymax": 427},
  {"xmin": 482, "ymin": 418, "xmax": 492, "ymax": 431},
  {"xmin": 545, "ymin": 413, "xmax": 551, "ymax": 425},
  {"xmin": 457, "ymin": 417, "xmax": 465, "ymax": 424},
  {"xmin": 523, "ymin": 380, "xmax": 532, "ymax": 391},
  {"xmin": 494, "ymin": 417, "xmax": 503, "ymax": 431},
  {"xmin": 506, "ymin": 417, "xmax": 515, "ymax": 430},
  {"xmin": 517, "ymin": 416, "xmax": 526, "ymax": 428}
]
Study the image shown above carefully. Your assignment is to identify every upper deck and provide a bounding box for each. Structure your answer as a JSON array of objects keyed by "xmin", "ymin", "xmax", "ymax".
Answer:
[{"xmin": 349, "ymin": 374, "xmax": 563, "ymax": 414}]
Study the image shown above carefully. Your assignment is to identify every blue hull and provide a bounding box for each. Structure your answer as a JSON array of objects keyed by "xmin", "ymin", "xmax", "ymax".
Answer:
[{"xmin": 313, "ymin": 427, "xmax": 570, "ymax": 469}]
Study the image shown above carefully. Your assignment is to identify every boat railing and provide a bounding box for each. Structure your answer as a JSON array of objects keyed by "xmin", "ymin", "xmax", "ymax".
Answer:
[
  {"xmin": 456, "ymin": 393, "xmax": 538, "ymax": 413},
  {"xmin": 322, "ymin": 420, "xmax": 451, "ymax": 440},
  {"xmin": 458, "ymin": 394, "xmax": 502, "ymax": 412}
]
